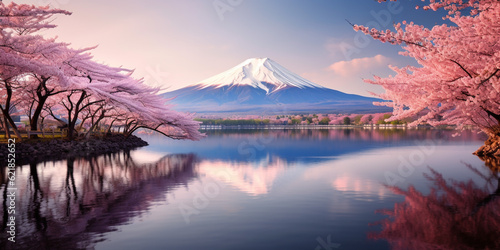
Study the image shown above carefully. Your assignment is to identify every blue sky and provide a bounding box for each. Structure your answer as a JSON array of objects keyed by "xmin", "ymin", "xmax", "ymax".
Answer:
[{"xmin": 12, "ymin": 0, "xmax": 446, "ymax": 96}]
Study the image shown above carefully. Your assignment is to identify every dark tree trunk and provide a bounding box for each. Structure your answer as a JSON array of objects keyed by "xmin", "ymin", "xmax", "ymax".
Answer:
[
  {"xmin": 2, "ymin": 117, "xmax": 10, "ymax": 139},
  {"xmin": 30, "ymin": 77, "xmax": 63, "ymax": 139},
  {"xmin": 30, "ymin": 95, "xmax": 48, "ymax": 135},
  {"xmin": 66, "ymin": 91, "xmax": 88, "ymax": 141},
  {"xmin": 1, "ymin": 81, "xmax": 22, "ymax": 140},
  {"xmin": 67, "ymin": 120, "xmax": 77, "ymax": 141},
  {"xmin": 0, "ymin": 107, "xmax": 22, "ymax": 141}
]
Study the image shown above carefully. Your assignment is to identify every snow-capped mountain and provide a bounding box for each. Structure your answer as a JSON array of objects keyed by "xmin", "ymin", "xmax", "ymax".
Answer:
[
  {"xmin": 162, "ymin": 58, "xmax": 391, "ymax": 114},
  {"xmin": 196, "ymin": 57, "xmax": 323, "ymax": 94}
]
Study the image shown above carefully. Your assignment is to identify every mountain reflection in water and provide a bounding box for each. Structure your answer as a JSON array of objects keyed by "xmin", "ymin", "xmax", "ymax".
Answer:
[{"xmin": 0, "ymin": 129, "xmax": 491, "ymax": 250}]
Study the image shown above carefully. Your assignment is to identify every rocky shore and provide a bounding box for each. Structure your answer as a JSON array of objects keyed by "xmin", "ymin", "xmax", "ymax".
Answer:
[
  {"xmin": 474, "ymin": 134, "xmax": 500, "ymax": 157},
  {"xmin": 0, "ymin": 134, "xmax": 148, "ymax": 166}
]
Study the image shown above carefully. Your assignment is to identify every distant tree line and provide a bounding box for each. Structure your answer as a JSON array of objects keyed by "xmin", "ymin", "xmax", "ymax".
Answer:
[
  {"xmin": 195, "ymin": 119, "xmax": 271, "ymax": 126},
  {"xmin": 196, "ymin": 113, "xmax": 408, "ymax": 126}
]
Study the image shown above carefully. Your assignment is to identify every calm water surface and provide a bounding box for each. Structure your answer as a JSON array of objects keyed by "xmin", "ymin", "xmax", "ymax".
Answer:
[{"xmin": 2, "ymin": 129, "xmax": 498, "ymax": 250}]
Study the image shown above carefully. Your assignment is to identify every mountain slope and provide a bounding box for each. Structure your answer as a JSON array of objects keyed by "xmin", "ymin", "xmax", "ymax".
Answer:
[
  {"xmin": 196, "ymin": 57, "xmax": 323, "ymax": 93},
  {"xmin": 162, "ymin": 58, "xmax": 391, "ymax": 114}
]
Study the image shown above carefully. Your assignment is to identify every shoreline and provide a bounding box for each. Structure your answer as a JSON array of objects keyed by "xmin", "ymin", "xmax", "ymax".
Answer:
[
  {"xmin": 0, "ymin": 134, "xmax": 148, "ymax": 167},
  {"xmin": 198, "ymin": 124, "xmax": 463, "ymax": 130}
]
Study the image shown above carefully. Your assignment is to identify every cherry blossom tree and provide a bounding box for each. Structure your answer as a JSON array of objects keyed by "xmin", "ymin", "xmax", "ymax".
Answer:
[
  {"xmin": 0, "ymin": 3, "xmax": 71, "ymax": 139},
  {"xmin": 354, "ymin": 0, "xmax": 500, "ymax": 154},
  {"xmin": 0, "ymin": 3, "xmax": 203, "ymax": 141},
  {"xmin": 328, "ymin": 115, "xmax": 344, "ymax": 125},
  {"xmin": 360, "ymin": 114, "xmax": 373, "ymax": 124}
]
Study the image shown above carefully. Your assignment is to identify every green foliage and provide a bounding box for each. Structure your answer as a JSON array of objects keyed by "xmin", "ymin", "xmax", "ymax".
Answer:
[
  {"xmin": 354, "ymin": 115, "xmax": 362, "ymax": 125},
  {"xmin": 319, "ymin": 117, "xmax": 331, "ymax": 125},
  {"xmin": 343, "ymin": 116, "xmax": 351, "ymax": 125},
  {"xmin": 195, "ymin": 113, "xmax": 410, "ymax": 127},
  {"xmin": 291, "ymin": 118, "xmax": 302, "ymax": 125},
  {"xmin": 375, "ymin": 114, "xmax": 406, "ymax": 125}
]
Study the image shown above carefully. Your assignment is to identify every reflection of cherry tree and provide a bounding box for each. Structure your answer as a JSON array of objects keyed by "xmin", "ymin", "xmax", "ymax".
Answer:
[
  {"xmin": 1, "ymin": 152, "xmax": 197, "ymax": 249},
  {"xmin": 214, "ymin": 128, "xmax": 484, "ymax": 143},
  {"xmin": 371, "ymin": 166, "xmax": 500, "ymax": 249}
]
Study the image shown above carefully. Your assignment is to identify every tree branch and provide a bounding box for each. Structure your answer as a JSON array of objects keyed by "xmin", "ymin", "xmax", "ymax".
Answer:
[
  {"xmin": 477, "ymin": 68, "xmax": 500, "ymax": 89},
  {"xmin": 450, "ymin": 59, "xmax": 473, "ymax": 78}
]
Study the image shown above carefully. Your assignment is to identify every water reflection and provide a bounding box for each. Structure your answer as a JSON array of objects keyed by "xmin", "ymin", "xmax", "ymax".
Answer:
[
  {"xmin": 0, "ymin": 152, "xmax": 196, "ymax": 250},
  {"xmin": 370, "ymin": 163, "xmax": 500, "ymax": 249},
  {"xmin": 331, "ymin": 175, "xmax": 392, "ymax": 199},
  {"xmin": 143, "ymin": 128, "xmax": 487, "ymax": 163},
  {"xmin": 0, "ymin": 129, "xmax": 490, "ymax": 249},
  {"xmin": 197, "ymin": 156, "xmax": 288, "ymax": 196},
  {"xmin": 206, "ymin": 128, "xmax": 476, "ymax": 142}
]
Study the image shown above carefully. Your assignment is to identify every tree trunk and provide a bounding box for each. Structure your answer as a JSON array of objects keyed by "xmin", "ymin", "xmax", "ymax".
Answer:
[
  {"xmin": 2, "ymin": 116, "xmax": 10, "ymax": 139},
  {"xmin": 1, "ymin": 81, "xmax": 22, "ymax": 140},
  {"xmin": 67, "ymin": 121, "xmax": 76, "ymax": 141},
  {"xmin": 106, "ymin": 119, "xmax": 117, "ymax": 134},
  {"xmin": 85, "ymin": 109, "xmax": 106, "ymax": 139},
  {"xmin": 66, "ymin": 90, "xmax": 88, "ymax": 141},
  {"xmin": 30, "ymin": 95, "xmax": 48, "ymax": 138},
  {"xmin": 0, "ymin": 108, "xmax": 22, "ymax": 141}
]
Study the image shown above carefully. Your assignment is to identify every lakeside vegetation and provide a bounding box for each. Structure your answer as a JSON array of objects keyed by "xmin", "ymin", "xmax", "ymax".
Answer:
[{"xmin": 195, "ymin": 113, "xmax": 408, "ymax": 126}]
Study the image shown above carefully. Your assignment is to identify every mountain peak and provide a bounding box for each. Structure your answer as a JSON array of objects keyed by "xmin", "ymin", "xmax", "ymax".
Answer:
[
  {"xmin": 243, "ymin": 57, "xmax": 271, "ymax": 63},
  {"xmin": 197, "ymin": 58, "xmax": 324, "ymax": 94},
  {"xmin": 163, "ymin": 58, "xmax": 391, "ymax": 114}
]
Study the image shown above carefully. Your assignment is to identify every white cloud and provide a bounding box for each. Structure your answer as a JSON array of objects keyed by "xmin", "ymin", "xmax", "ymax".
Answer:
[
  {"xmin": 300, "ymin": 55, "xmax": 395, "ymax": 97},
  {"xmin": 328, "ymin": 55, "xmax": 390, "ymax": 77}
]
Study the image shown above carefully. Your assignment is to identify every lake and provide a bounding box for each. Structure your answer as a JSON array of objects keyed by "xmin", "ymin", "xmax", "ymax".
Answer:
[{"xmin": 2, "ymin": 128, "xmax": 499, "ymax": 250}]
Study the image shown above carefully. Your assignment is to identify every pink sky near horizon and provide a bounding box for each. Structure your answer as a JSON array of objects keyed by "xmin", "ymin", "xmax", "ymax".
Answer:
[{"xmin": 8, "ymin": 0, "xmax": 445, "ymax": 96}]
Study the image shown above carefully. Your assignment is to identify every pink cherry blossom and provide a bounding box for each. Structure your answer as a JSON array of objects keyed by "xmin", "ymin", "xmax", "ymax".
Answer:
[{"xmin": 356, "ymin": 0, "xmax": 500, "ymax": 136}]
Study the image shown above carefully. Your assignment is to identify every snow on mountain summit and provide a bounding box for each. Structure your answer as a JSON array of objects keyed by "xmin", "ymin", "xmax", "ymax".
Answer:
[
  {"xmin": 162, "ymin": 57, "xmax": 392, "ymax": 114},
  {"xmin": 197, "ymin": 58, "xmax": 324, "ymax": 94}
]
